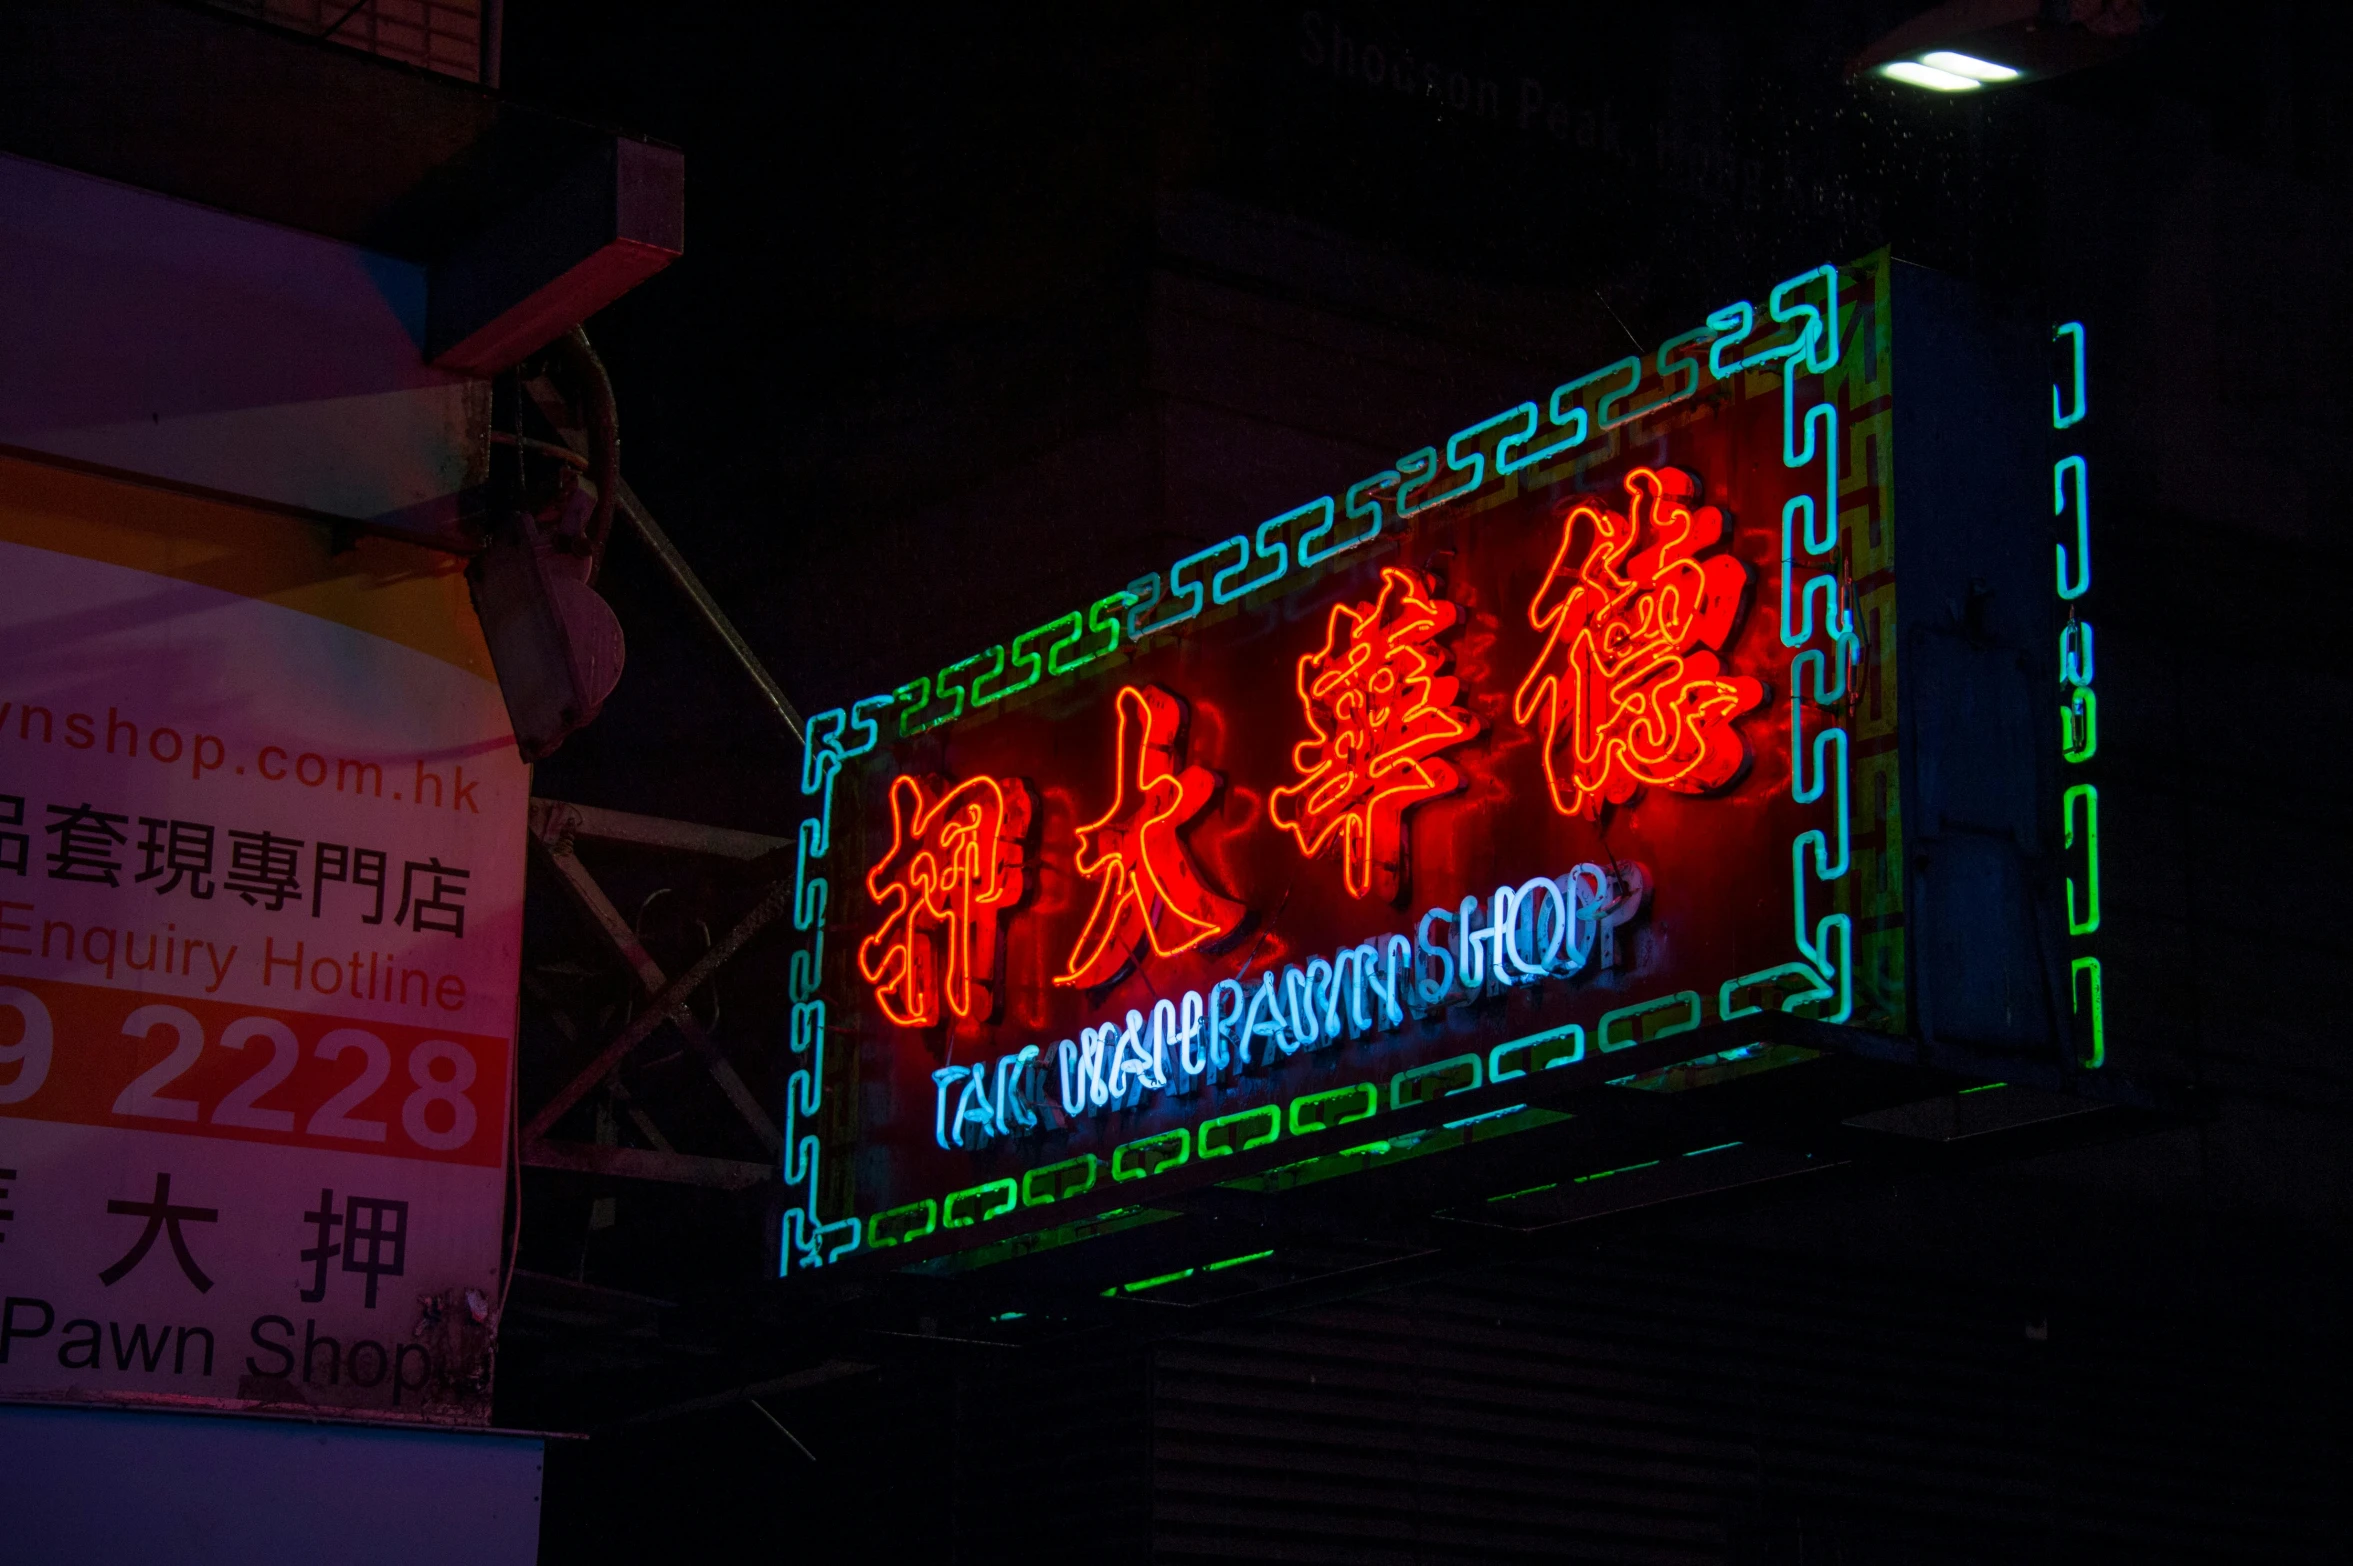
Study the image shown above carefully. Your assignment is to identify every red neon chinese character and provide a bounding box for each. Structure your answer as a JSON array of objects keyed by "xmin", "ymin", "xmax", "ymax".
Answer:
[
  {"xmin": 1057, "ymin": 684, "xmax": 1244, "ymax": 990},
  {"xmin": 858, "ymin": 772, "xmax": 1035, "ymax": 1027},
  {"xmin": 1268, "ymin": 566, "xmax": 1476, "ymax": 901},
  {"xmin": 1512, "ymin": 465, "xmax": 1763, "ymax": 818}
]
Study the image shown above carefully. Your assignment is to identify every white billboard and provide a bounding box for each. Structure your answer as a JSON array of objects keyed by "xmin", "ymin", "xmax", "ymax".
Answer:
[{"xmin": 0, "ymin": 456, "xmax": 523, "ymax": 1424}]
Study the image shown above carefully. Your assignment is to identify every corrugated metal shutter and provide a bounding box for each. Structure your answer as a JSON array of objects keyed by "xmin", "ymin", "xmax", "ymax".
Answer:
[
  {"xmin": 1151, "ymin": 1242, "xmax": 2345, "ymax": 1564},
  {"xmin": 946, "ymin": 1346, "xmax": 1155, "ymax": 1565}
]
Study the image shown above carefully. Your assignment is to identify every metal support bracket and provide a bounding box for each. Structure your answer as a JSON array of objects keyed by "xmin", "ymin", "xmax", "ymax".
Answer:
[{"xmin": 528, "ymin": 798, "xmax": 783, "ymax": 1156}]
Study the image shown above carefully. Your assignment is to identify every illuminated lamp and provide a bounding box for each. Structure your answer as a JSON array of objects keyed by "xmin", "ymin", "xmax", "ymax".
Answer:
[
  {"xmin": 1851, "ymin": 0, "xmax": 2154, "ymax": 94},
  {"xmin": 1881, "ymin": 60, "xmax": 1991, "ymax": 91},
  {"xmin": 1921, "ymin": 50, "xmax": 2023, "ymax": 81}
]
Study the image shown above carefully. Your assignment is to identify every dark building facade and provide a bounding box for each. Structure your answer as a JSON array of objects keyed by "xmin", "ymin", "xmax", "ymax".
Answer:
[{"xmin": 474, "ymin": 3, "xmax": 2352, "ymax": 1561}]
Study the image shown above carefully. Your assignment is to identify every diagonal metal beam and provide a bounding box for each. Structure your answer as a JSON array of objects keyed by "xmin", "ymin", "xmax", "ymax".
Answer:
[
  {"xmin": 521, "ymin": 972, "xmax": 675, "ymax": 1153},
  {"xmin": 524, "ymin": 875, "xmax": 798, "ymax": 1145},
  {"xmin": 522, "ymin": 1138, "xmax": 775, "ymax": 1191},
  {"xmin": 529, "ymin": 801, "xmax": 782, "ymax": 1152},
  {"xmin": 605, "ymin": 1078, "xmax": 675, "ymax": 1154},
  {"xmin": 613, "ymin": 473, "xmax": 804, "ymax": 744},
  {"xmin": 522, "ymin": 372, "xmax": 804, "ymax": 744},
  {"xmin": 600, "ymin": 1359, "xmax": 877, "ymax": 1433},
  {"xmin": 536, "ymin": 796, "xmax": 789, "ymax": 861}
]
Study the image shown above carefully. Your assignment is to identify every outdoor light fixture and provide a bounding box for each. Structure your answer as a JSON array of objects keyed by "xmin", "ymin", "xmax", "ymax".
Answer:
[
  {"xmin": 1854, "ymin": 0, "xmax": 2153, "ymax": 93},
  {"xmin": 1880, "ymin": 59, "xmax": 1998, "ymax": 91},
  {"xmin": 1878, "ymin": 49, "xmax": 2025, "ymax": 91},
  {"xmin": 1921, "ymin": 49, "xmax": 2023, "ymax": 80}
]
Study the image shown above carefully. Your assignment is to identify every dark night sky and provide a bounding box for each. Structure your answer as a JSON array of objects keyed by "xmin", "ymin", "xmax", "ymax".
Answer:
[
  {"xmin": 503, "ymin": 3, "xmax": 2347, "ymax": 828},
  {"xmin": 501, "ymin": 3, "xmax": 2339, "ymax": 690},
  {"xmin": 501, "ymin": 2, "xmax": 2066, "ymax": 825}
]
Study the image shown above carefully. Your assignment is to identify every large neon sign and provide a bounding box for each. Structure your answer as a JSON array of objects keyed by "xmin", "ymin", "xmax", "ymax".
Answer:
[{"xmin": 778, "ymin": 253, "xmax": 1918, "ymax": 1276}]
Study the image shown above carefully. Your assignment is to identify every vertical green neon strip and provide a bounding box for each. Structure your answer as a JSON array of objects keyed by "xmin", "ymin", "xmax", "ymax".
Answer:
[
  {"xmin": 2070, "ymin": 956, "xmax": 2104, "ymax": 1069},
  {"xmin": 2062, "ymin": 687, "xmax": 2097, "ymax": 763},
  {"xmin": 2053, "ymin": 321, "xmax": 2104, "ymax": 1068},
  {"xmin": 2064, "ymin": 785, "xmax": 2100, "ymax": 936}
]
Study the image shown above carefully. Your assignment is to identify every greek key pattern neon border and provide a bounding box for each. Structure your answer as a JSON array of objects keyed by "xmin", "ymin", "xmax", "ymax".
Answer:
[
  {"xmin": 2053, "ymin": 320, "xmax": 2103, "ymax": 1067},
  {"xmin": 781, "ymin": 255, "xmax": 1897, "ymax": 1274}
]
